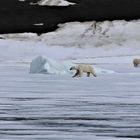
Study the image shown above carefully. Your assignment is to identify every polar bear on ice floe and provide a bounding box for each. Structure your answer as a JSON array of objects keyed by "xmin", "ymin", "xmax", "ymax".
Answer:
[{"xmin": 70, "ymin": 64, "xmax": 97, "ymax": 77}]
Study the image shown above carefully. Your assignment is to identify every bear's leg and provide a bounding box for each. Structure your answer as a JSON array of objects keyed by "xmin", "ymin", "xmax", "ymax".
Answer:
[
  {"xmin": 79, "ymin": 69, "xmax": 83, "ymax": 77},
  {"xmin": 91, "ymin": 71, "xmax": 97, "ymax": 77},
  {"xmin": 87, "ymin": 72, "xmax": 90, "ymax": 77},
  {"xmin": 134, "ymin": 62, "xmax": 138, "ymax": 67},
  {"xmin": 72, "ymin": 70, "xmax": 79, "ymax": 77}
]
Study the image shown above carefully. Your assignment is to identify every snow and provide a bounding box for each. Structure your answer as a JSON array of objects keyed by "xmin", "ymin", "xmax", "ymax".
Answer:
[
  {"xmin": 0, "ymin": 19, "xmax": 140, "ymax": 139},
  {"xmin": 30, "ymin": 56, "xmax": 74, "ymax": 74},
  {"xmin": 40, "ymin": 20, "xmax": 140, "ymax": 48},
  {"xmin": 18, "ymin": 0, "xmax": 26, "ymax": 1},
  {"xmin": 30, "ymin": 0, "xmax": 75, "ymax": 6}
]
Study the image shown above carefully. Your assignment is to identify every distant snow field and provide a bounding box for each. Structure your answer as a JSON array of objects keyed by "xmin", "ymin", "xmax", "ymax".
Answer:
[
  {"xmin": 0, "ymin": 20, "xmax": 140, "ymax": 139},
  {"xmin": 30, "ymin": 0, "xmax": 75, "ymax": 6}
]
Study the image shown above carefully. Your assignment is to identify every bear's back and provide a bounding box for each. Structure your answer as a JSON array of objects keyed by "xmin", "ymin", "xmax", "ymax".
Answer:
[{"xmin": 78, "ymin": 64, "xmax": 93, "ymax": 72}]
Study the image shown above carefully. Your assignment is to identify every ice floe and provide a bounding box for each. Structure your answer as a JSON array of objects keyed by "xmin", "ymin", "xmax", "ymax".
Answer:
[{"xmin": 30, "ymin": 0, "xmax": 75, "ymax": 6}]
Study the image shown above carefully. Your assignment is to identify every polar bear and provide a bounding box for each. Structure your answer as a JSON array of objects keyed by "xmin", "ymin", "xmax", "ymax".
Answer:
[
  {"xmin": 70, "ymin": 64, "xmax": 97, "ymax": 77},
  {"xmin": 133, "ymin": 58, "xmax": 140, "ymax": 67}
]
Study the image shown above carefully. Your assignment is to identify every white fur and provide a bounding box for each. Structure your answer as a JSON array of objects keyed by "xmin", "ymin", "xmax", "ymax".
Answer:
[{"xmin": 70, "ymin": 64, "xmax": 97, "ymax": 77}]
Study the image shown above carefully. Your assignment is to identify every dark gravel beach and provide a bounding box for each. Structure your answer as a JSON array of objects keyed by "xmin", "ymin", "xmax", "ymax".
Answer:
[{"xmin": 0, "ymin": 0, "xmax": 140, "ymax": 34}]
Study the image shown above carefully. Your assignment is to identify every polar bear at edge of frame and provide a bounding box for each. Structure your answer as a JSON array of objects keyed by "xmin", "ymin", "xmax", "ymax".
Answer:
[{"xmin": 133, "ymin": 58, "xmax": 140, "ymax": 67}]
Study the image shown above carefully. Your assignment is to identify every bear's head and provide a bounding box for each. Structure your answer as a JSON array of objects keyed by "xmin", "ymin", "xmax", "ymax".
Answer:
[{"xmin": 70, "ymin": 66, "xmax": 77, "ymax": 70}]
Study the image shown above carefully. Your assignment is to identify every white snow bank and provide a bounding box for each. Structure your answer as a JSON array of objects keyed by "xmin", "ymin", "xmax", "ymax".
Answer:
[
  {"xmin": 30, "ymin": 0, "xmax": 75, "ymax": 6},
  {"xmin": 40, "ymin": 20, "xmax": 140, "ymax": 47},
  {"xmin": 30, "ymin": 56, "xmax": 116, "ymax": 75},
  {"xmin": 2, "ymin": 20, "xmax": 140, "ymax": 48},
  {"xmin": 1, "ymin": 33, "xmax": 37, "ymax": 40}
]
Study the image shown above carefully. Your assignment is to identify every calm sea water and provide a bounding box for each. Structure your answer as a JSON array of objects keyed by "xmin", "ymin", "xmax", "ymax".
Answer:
[{"xmin": 0, "ymin": 64, "xmax": 140, "ymax": 140}]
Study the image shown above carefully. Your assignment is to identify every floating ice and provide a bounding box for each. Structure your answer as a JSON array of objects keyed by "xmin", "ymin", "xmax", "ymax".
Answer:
[
  {"xmin": 18, "ymin": 0, "xmax": 26, "ymax": 1},
  {"xmin": 30, "ymin": 56, "xmax": 116, "ymax": 75},
  {"xmin": 30, "ymin": 0, "xmax": 75, "ymax": 6},
  {"xmin": 30, "ymin": 56, "xmax": 74, "ymax": 75},
  {"xmin": 33, "ymin": 23, "xmax": 44, "ymax": 26}
]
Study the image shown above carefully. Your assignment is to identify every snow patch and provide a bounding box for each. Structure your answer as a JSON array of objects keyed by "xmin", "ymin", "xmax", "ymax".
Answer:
[
  {"xmin": 33, "ymin": 23, "xmax": 44, "ymax": 26},
  {"xmin": 1, "ymin": 33, "xmax": 37, "ymax": 40},
  {"xmin": 30, "ymin": 0, "xmax": 75, "ymax": 6},
  {"xmin": 18, "ymin": 0, "xmax": 26, "ymax": 1}
]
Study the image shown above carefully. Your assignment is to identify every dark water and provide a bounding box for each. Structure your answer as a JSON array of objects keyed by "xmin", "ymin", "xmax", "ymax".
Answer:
[
  {"xmin": 0, "ymin": 0, "xmax": 140, "ymax": 34},
  {"xmin": 0, "ymin": 64, "xmax": 140, "ymax": 140}
]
